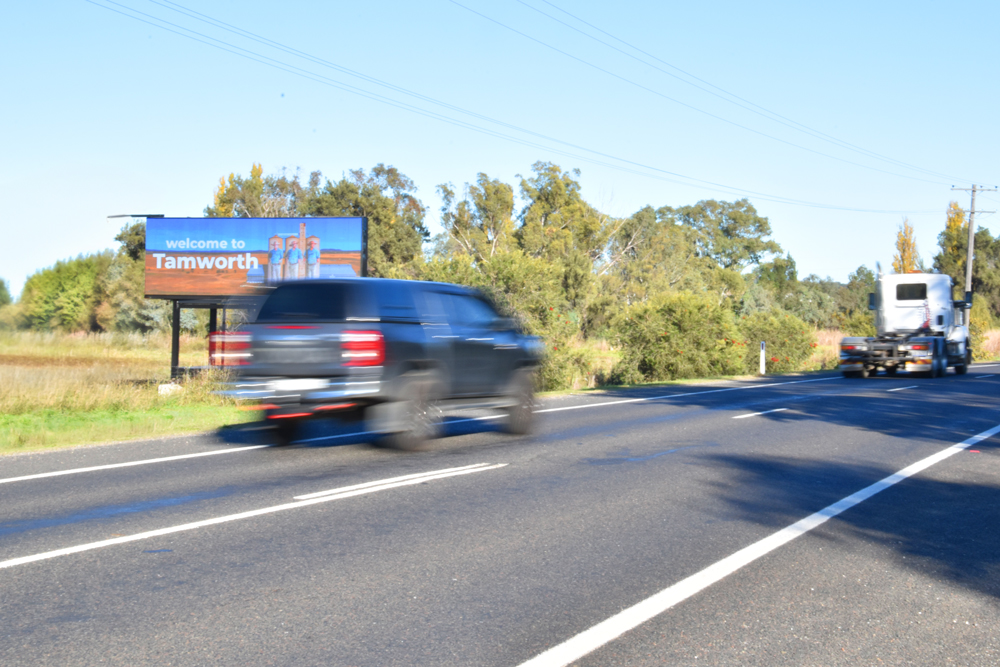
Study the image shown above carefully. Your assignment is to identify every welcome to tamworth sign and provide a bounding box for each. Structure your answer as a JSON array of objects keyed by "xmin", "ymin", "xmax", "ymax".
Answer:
[{"xmin": 144, "ymin": 217, "xmax": 367, "ymax": 300}]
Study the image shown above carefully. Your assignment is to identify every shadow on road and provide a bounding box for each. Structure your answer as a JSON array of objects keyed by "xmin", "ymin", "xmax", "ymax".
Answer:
[{"xmin": 695, "ymin": 435, "xmax": 1000, "ymax": 601}]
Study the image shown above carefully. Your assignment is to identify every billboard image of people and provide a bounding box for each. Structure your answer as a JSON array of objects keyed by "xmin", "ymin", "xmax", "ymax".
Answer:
[{"xmin": 144, "ymin": 217, "xmax": 366, "ymax": 298}]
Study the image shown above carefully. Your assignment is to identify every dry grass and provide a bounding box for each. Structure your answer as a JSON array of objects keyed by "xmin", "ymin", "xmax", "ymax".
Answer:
[
  {"xmin": 979, "ymin": 329, "xmax": 1000, "ymax": 360},
  {"xmin": 0, "ymin": 331, "xmax": 249, "ymax": 452}
]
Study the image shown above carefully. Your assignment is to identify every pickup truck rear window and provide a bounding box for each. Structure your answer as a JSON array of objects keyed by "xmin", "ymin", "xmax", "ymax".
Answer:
[
  {"xmin": 256, "ymin": 283, "xmax": 359, "ymax": 322},
  {"xmin": 896, "ymin": 284, "xmax": 927, "ymax": 301}
]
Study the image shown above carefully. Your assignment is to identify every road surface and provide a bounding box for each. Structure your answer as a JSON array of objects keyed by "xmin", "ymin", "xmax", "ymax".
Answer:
[{"xmin": 2, "ymin": 366, "xmax": 999, "ymax": 666}]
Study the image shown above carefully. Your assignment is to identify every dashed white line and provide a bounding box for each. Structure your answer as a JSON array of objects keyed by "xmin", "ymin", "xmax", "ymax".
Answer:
[
  {"xmin": 0, "ymin": 463, "xmax": 506, "ymax": 570},
  {"xmin": 975, "ymin": 375, "xmax": 994, "ymax": 379},
  {"xmin": 887, "ymin": 385, "xmax": 919, "ymax": 392},
  {"xmin": 0, "ymin": 445, "xmax": 269, "ymax": 486},
  {"xmin": 732, "ymin": 408, "xmax": 788, "ymax": 419},
  {"xmin": 516, "ymin": 422, "xmax": 1000, "ymax": 667}
]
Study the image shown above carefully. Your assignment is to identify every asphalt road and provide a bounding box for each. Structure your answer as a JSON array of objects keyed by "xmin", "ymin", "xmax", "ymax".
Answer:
[{"xmin": 2, "ymin": 366, "xmax": 999, "ymax": 666}]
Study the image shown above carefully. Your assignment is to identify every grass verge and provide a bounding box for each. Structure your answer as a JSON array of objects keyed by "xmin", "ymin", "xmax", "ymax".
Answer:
[{"xmin": 0, "ymin": 404, "xmax": 255, "ymax": 455}]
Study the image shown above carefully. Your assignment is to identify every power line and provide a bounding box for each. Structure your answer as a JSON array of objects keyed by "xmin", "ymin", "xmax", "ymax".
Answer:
[
  {"xmin": 527, "ymin": 0, "xmax": 980, "ymax": 186},
  {"xmin": 85, "ymin": 0, "xmax": 940, "ymax": 214},
  {"xmin": 450, "ymin": 0, "xmax": 956, "ymax": 186}
]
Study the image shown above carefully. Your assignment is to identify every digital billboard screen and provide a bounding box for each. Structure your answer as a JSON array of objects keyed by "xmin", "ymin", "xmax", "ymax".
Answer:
[{"xmin": 144, "ymin": 217, "xmax": 366, "ymax": 299}]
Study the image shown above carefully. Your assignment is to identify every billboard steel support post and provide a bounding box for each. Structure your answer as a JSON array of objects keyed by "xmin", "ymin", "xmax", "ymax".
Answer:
[{"xmin": 170, "ymin": 300, "xmax": 181, "ymax": 380}]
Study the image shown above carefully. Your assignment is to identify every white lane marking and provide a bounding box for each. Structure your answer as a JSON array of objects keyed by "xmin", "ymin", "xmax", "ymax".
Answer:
[
  {"xmin": 974, "ymin": 364, "xmax": 999, "ymax": 368},
  {"xmin": 536, "ymin": 376, "xmax": 840, "ymax": 415},
  {"xmin": 13, "ymin": 376, "xmax": 842, "ymax": 472},
  {"xmin": 516, "ymin": 422, "xmax": 1000, "ymax": 667},
  {"xmin": 975, "ymin": 375, "xmax": 994, "ymax": 379},
  {"xmin": 0, "ymin": 463, "xmax": 507, "ymax": 570},
  {"xmin": 294, "ymin": 463, "xmax": 493, "ymax": 499},
  {"xmin": 732, "ymin": 408, "xmax": 788, "ymax": 419},
  {"xmin": 0, "ymin": 446, "xmax": 269, "ymax": 486},
  {"xmin": 299, "ymin": 377, "xmax": 842, "ymax": 444},
  {"xmin": 887, "ymin": 385, "xmax": 919, "ymax": 392}
]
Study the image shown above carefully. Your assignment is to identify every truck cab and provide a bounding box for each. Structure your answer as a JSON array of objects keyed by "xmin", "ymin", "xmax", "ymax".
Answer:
[{"xmin": 841, "ymin": 272, "xmax": 971, "ymax": 378}]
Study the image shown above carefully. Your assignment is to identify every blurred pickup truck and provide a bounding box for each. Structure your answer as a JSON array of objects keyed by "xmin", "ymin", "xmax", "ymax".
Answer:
[{"xmin": 220, "ymin": 278, "xmax": 543, "ymax": 448}]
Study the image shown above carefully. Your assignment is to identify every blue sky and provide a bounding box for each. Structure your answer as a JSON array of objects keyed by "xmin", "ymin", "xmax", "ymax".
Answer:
[{"xmin": 3, "ymin": 1, "xmax": 999, "ymax": 297}]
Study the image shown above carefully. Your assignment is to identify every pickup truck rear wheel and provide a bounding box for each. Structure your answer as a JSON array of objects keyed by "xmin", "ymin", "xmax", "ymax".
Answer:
[
  {"xmin": 382, "ymin": 372, "xmax": 443, "ymax": 451},
  {"xmin": 504, "ymin": 369, "xmax": 536, "ymax": 435},
  {"xmin": 271, "ymin": 418, "xmax": 299, "ymax": 447}
]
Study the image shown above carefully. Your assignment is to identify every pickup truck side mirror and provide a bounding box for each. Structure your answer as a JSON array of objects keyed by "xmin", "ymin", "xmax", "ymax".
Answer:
[
  {"xmin": 965, "ymin": 291, "xmax": 973, "ymax": 307},
  {"xmin": 867, "ymin": 293, "xmax": 876, "ymax": 310}
]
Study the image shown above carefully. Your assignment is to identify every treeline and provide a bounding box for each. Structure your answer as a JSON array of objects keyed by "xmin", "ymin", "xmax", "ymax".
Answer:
[{"xmin": 3, "ymin": 162, "xmax": 998, "ymax": 388}]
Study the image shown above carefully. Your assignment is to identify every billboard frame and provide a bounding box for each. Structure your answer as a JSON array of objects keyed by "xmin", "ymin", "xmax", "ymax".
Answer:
[{"xmin": 129, "ymin": 215, "xmax": 368, "ymax": 378}]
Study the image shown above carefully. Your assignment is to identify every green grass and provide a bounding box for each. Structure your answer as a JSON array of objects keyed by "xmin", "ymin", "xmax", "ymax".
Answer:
[{"xmin": 0, "ymin": 404, "xmax": 255, "ymax": 455}]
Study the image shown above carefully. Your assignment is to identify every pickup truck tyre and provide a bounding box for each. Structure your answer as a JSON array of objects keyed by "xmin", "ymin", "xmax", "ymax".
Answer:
[
  {"xmin": 271, "ymin": 417, "xmax": 299, "ymax": 447},
  {"xmin": 504, "ymin": 369, "xmax": 536, "ymax": 435},
  {"xmin": 382, "ymin": 371, "xmax": 443, "ymax": 451},
  {"xmin": 884, "ymin": 365, "xmax": 898, "ymax": 376}
]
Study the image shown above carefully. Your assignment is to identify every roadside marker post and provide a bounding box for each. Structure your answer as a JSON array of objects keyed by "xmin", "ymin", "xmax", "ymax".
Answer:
[{"xmin": 759, "ymin": 341, "xmax": 766, "ymax": 375}]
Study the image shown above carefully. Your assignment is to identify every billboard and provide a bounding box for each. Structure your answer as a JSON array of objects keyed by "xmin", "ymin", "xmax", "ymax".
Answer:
[{"xmin": 144, "ymin": 217, "xmax": 366, "ymax": 299}]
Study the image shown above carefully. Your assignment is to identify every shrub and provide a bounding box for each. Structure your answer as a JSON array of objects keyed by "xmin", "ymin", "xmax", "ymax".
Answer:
[
  {"xmin": 736, "ymin": 310, "xmax": 814, "ymax": 375},
  {"xmin": 969, "ymin": 299, "xmax": 998, "ymax": 360},
  {"xmin": 609, "ymin": 292, "xmax": 744, "ymax": 383}
]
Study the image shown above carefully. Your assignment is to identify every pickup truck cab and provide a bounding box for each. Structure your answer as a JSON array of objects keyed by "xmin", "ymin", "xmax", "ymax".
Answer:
[{"xmin": 222, "ymin": 278, "xmax": 543, "ymax": 448}]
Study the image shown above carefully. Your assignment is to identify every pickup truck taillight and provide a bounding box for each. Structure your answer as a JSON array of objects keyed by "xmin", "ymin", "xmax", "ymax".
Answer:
[
  {"xmin": 342, "ymin": 331, "xmax": 385, "ymax": 366},
  {"xmin": 209, "ymin": 332, "xmax": 251, "ymax": 366},
  {"xmin": 841, "ymin": 344, "xmax": 867, "ymax": 351}
]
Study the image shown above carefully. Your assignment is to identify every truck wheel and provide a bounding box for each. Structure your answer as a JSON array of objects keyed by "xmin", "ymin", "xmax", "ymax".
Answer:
[
  {"xmin": 955, "ymin": 349, "xmax": 971, "ymax": 375},
  {"xmin": 504, "ymin": 369, "xmax": 536, "ymax": 435},
  {"xmin": 382, "ymin": 372, "xmax": 443, "ymax": 451},
  {"xmin": 885, "ymin": 366, "xmax": 898, "ymax": 376},
  {"xmin": 934, "ymin": 341, "xmax": 946, "ymax": 377}
]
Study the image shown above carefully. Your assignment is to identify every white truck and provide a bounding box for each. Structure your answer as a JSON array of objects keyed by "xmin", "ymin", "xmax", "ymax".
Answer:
[{"xmin": 840, "ymin": 272, "xmax": 972, "ymax": 378}]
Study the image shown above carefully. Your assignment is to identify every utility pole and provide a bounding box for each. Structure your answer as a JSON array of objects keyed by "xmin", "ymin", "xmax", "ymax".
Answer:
[{"xmin": 951, "ymin": 185, "xmax": 997, "ymax": 295}]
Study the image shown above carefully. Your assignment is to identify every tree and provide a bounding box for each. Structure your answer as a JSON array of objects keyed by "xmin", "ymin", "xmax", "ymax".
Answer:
[
  {"xmin": 934, "ymin": 223, "xmax": 1000, "ymax": 318},
  {"xmin": 0, "ymin": 278, "xmax": 11, "ymax": 307},
  {"xmin": 664, "ymin": 199, "xmax": 781, "ymax": 271},
  {"xmin": 754, "ymin": 254, "xmax": 798, "ymax": 303},
  {"xmin": 437, "ymin": 173, "xmax": 515, "ymax": 263},
  {"xmin": 300, "ymin": 164, "xmax": 428, "ymax": 277},
  {"xmin": 205, "ymin": 163, "xmax": 303, "ymax": 218},
  {"xmin": 600, "ymin": 205, "xmax": 701, "ymax": 306},
  {"xmin": 891, "ymin": 218, "xmax": 922, "ymax": 273},
  {"xmin": 19, "ymin": 252, "xmax": 112, "ymax": 331},
  {"xmin": 517, "ymin": 162, "xmax": 608, "ymax": 263}
]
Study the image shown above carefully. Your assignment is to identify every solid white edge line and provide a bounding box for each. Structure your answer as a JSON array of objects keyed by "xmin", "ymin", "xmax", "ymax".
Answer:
[
  {"xmin": 732, "ymin": 408, "xmax": 788, "ymax": 420},
  {"xmin": 0, "ymin": 445, "xmax": 270, "ymax": 486},
  {"xmin": 0, "ymin": 464, "xmax": 508, "ymax": 570},
  {"xmin": 11, "ymin": 376, "xmax": 843, "ymax": 475},
  {"xmin": 294, "ymin": 463, "xmax": 491, "ymax": 499},
  {"xmin": 516, "ymin": 423, "xmax": 1000, "ymax": 667},
  {"xmin": 534, "ymin": 376, "xmax": 840, "ymax": 415},
  {"xmin": 887, "ymin": 385, "xmax": 919, "ymax": 392}
]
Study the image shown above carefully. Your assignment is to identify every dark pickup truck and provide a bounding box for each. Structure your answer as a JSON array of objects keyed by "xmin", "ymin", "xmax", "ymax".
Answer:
[{"xmin": 221, "ymin": 278, "xmax": 543, "ymax": 448}]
